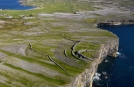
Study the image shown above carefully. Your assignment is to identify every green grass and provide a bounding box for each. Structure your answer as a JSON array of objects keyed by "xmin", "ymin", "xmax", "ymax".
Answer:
[
  {"xmin": 28, "ymin": 44, "xmax": 84, "ymax": 75},
  {"xmin": 4, "ymin": 63, "xmax": 68, "ymax": 85},
  {"xmin": 66, "ymin": 48, "xmax": 77, "ymax": 60},
  {"xmin": 80, "ymin": 51, "xmax": 96, "ymax": 58},
  {"xmin": 0, "ymin": 18, "xmax": 34, "ymax": 30},
  {"xmin": 74, "ymin": 42, "xmax": 100, "ymax": 51},
  {"xmin": 0, "ymin": 82, "xmax": 12, "ymax": 87},
  {"xmin": 0, "ymin": 70, "xmax": 32, "ymax": 86},
  {"xmin": 0, "ymin": 0, "xmax": 99, "ymax": 18},
  {"xmin": 63, "ymin": 31, "xmax": 116, "ymax": 41},
  {"xmin": 31, "ymin": 44, "xmax": 57, "ymax": 57},
  {"xmin": 28, "ymin": 42, "xmax": 89, "ymax": 76},
  {"xmin": 42, "ymin": 19, "xmax": 58, "ymax": 23},
  {"xmin": 0, "ymin": 3, "xmax": 73, "ymax": 18},
  {"xmin": 0, "ymin": 49, "xmax": 70, "ymax": 75},
  {"xmin": 55, "ymin": 59, "xmax": 84, "ymax": 75},
  {"xmin": 86, "ymin": 18, "xmax": 98, "ymax": 24},
  {"xmin": 51, "ymin": 26, "xmax": 66, "ymax": 31}
]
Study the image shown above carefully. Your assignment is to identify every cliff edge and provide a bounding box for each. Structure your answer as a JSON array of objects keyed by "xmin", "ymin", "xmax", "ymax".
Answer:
[
  {"xmin": 63, "ymin": 39, "xmax": 119, "ymax": 87},
  {"xmin": 0, "ymin": 0, "xmax": 133, "ymax": 87}
]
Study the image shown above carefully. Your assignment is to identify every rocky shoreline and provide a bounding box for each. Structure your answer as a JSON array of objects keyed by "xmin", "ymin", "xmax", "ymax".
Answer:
[{"xmin": 97, "ymin": 20, "xmax": 134, "ymax": 27}]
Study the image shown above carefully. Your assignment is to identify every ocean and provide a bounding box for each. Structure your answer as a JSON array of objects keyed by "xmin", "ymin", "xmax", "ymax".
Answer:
[
  {"xmin": 0, "ymin": 0, "xmax": 34, "ymax": 10},
  {"xmin": 94, "ymin": 25, "xmax": 134, "ymax": 87}
]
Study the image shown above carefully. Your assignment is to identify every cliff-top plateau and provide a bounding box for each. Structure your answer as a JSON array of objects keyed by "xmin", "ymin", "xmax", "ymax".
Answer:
[{"xmin": 0, "ymin": 0, "xmax": 134, "ymax": 87}]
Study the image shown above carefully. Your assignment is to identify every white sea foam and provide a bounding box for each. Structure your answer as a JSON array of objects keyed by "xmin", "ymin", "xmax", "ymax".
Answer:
[
  {"xmin": 116, "ymin": 52, "xmax": 120, "ymax": 55},
  {"xmin": 93, "ymin": 73, "xmax": 101, "ymax": 81}
]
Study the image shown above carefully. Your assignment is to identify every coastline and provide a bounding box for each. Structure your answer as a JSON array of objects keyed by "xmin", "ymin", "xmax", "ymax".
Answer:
[
  {"xmin": 95, "ymin": 24, "xmax": 134, "ymax": 87},
  {"xmin": 97, "ymin": 20, "xmax": 134, "ymax": 27},
  {"xmin": 0, "ymin": 0, "xmax": 36, "ymax": 11},
  {"xmin": 0, "ymin": 0, "xmax": 134, "ymax": 87}
]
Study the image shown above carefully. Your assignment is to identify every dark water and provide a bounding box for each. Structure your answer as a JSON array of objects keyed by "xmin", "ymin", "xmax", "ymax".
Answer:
[
  {"xmin": 0, "ymin": 0, "xmax": 34, "ymax": 10},
  {"xmin": 94, "ymin": 25, "xmax": 134, "ymax": 87}
]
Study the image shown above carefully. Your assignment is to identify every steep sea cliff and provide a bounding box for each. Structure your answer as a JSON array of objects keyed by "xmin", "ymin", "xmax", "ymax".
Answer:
[
  {"xmin": 64, "ymin": 39, "xmax": 119, "ymax": 87},
  {"xmin": 97, "ymin": 25, "xmax": 134, "ymax": 87},
  {"xmin": 98, "ymin": 20, "xmax": 134, "ymax": 27}
]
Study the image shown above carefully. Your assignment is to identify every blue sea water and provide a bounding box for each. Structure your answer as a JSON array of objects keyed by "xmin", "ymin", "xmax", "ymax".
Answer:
[
  {"xmin": 94, "ymin": 25, "xmax": 134, "ymax": 87},
  {"xmin": 0, "ymin": 0, "xmax": 34, "ymax": 10}
]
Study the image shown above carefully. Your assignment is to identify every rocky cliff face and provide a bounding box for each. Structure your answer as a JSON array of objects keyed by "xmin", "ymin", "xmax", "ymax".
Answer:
[
  {"xmin": 64, "ymin": 38, "xmax": 119, "ymax": 87},
  {"xmin": 98, "ymin": 20, "xmax": 134, "ymax": 26}
]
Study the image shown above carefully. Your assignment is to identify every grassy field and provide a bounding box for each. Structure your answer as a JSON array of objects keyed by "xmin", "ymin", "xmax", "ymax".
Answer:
[
  {"xmin": 0, "ymin": 14, "xmax": 117, "ymax": 86},
  {"xmin": 0, "ymin": 0, "xmax": 124, "ymax": 87}
]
